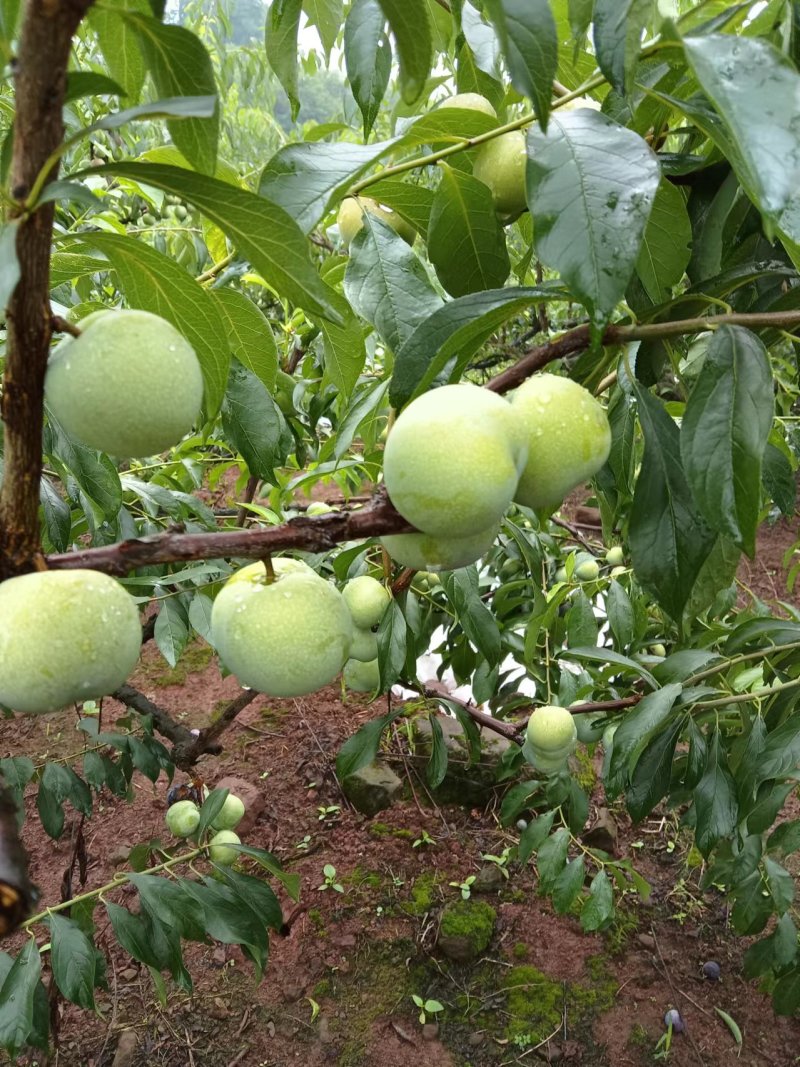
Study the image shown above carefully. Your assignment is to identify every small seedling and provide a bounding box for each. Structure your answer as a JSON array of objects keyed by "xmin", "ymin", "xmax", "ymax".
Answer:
[
  {"xmin": 411, "ymin": 994, "xmax": 444, "ymax": 1025},
  {"xmin": 449, "ymin": 875, "xmax": 476, "ymax": 900},
  {"xmin": 318, "ymin": 804, "xmax": 341, "ymax": 822},
  {"xmin": 295, "ymin": 834, "xmax": 312, "ymax": 852},
  {"xmin": 412, "ymin": 829, "xmax": 436, "ymax": 848},
  {"xmin": 318, "ymin": 864, "xmax": 344, "ymax": 893},
  {"xmin": 481, "ymin": 847, "xmax": 512, "ymax": 878}
]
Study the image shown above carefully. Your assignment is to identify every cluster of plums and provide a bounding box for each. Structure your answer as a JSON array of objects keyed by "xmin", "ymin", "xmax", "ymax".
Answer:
[{"xmin": 166, "ymin": 789, "xmax": 246, "ymax": 866}]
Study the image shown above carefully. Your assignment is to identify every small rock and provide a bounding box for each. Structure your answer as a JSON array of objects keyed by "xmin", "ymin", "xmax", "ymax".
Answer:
[
  {"xmin": 119, "ymin": 967, "xmax": 138, "ymax": 982},
  {"xmin": 472, "ymin": 865, "xmax": 504, "ymax": 893},
  {"xmin": 581, "ymin": 808, "xmax": 618, "ymax": 855},
  {"xmin": 283, "ymin": 982, "xmax": 304, "ymax": 1003},
  {"xmin": 342, "ymin": 760, "xmax": 402, "ymax": 816},
  {"xmin": 422, "ymin": 1023, "xmax": 439, "ymax": 1041},
  {"xmin": 212, "ymin": 775, "xmax": 266, "ymax": 834},
  {"xmin": 438, "ymin": 899, "xmax": 497, "ymax": 963},
  {"xmin": 636, "ymin": 934, "xmax": 655, "ymax": 950},
  {"xmin": 333, "ymin": 933, "xmax": 357, "ymax": 948},
  {"xmin": 318, "ymin": 1015, "xmax": 331, "ymax": 1044},
  {"xmin": 111, "ymin": 1030, "xmax": 137, "ymax": 1067},
  {"xmin": 468, "ymin": 1032, "xmax": 485, "ymax": 1047},
  {"xmin": 108, "ymin": 843, "xmax": 133, "ymax": 867}
]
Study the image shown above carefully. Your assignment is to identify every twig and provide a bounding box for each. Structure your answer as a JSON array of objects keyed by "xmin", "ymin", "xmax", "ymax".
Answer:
[
  {"xmin": 235, "ymin": 475, "xmax": 259, "ymax": 527},
  {"xmin": 550, "ymin": 515, "xmax": 598, "ymax": 554},
  {"xmin": 50, "ymin": 314, "xmax": 81, "ymax": 338}
]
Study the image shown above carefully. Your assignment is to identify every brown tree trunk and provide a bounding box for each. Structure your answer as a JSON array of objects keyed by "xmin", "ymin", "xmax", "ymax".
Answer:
[{"xmin": 0, "ymin": 0, "xmax": 94, "ymax": 579}]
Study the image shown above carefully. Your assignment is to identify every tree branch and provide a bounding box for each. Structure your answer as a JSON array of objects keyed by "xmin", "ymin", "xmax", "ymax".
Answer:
[
  {"xmin": 46, "ymin": 491, "xmax": 414, "ymax": 575},
  {"xmin": 0, "ymin": 0, "xmax": 95, "ymax": 580}
]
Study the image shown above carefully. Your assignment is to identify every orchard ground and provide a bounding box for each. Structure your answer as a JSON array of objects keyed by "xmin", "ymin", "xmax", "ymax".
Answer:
[{"xmin": 5, "ymin": 494, "xmax": 800, "ymax": 1067}]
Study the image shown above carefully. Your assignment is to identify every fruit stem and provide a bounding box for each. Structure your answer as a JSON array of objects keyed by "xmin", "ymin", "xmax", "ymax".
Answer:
[{"xmin": 262, "ymin": 555, "xmax": 276, "ymax": 584}]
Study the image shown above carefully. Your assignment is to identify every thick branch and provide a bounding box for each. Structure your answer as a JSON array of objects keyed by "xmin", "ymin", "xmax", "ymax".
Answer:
[
  {"xmin": 0, "ymin": 0, "xmax": 94, "ymax": 579},
  {"xmin": 47, "ymin": 491, "xmax": 414, "ymax": 575},
  {"xmin": 112, "ymin": 684, "xmax": 200, "ymax": 756},
  {"xmin": 178, "ymin": 689, "xmax": 259, "ymax": 765}
]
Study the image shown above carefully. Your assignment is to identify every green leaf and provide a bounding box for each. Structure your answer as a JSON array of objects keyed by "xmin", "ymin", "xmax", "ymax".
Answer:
[
  {"xmin": 362, "ymin": 179, "xmax": 434, "ymax": 238},
  {"xmin": 629, "ymin": 385, "xmax": 716, "ymax": 621},
  {"xmin": 683, "ymin": 34, "xmax": 800, "ymax": 235},
  {"xmin": 0, "ymin": 757, "xmax": 34, "ymax": 822},
  {"xmin": 558, "ymin": 646, "xmax": 658, "ymax": 690},
  {"xmin": 344, "ymin": 214, "xmax": 443, "ymax": 354},
  {"xmin": 565, "ymin": 589, "xmax": 598, "ymax": 649},
  {"xmin": 681, "ymin": 533, "xmax": 741, "ymax": 625},
  {"xmin": 536, "ymin": 827, "xmax": 570, "ymax": 891},
  {"xmin": 336, "ymin": 708, "xmax": 402, "ymax": 780},
  {"xmin": 89, "ymin": 163, "xmax": 343, "ymax": 324},
  {"xmin": 693, "ymin": 729, "xmax": 738, "ymax": 856},
  {"xmin": 762, "ymin": 443, "xmax": 796, "ymax": 517},
  {"xmin": 377, "ymin": 0, "xmax": 432, "ymax": 104},
  {"xmin": 0, "ymin": 940, "xmax": 41, "ymax": 1058},
  {"xmin": 680, "ymin": 326, "xmax": 774, "ymax": 557},
  {"xmin": 427, "ymin": 164, "xmax": 510, "ymax": 297},
  {"xmin": 320, "ymin": 303, "xmax": 368, "ymax": 397},
  {"xmin": 552, "ymin": 855, "xmax": 585, "ymax": 915},
  {"xmin": 744, "ymin": 913, "xmax": 798, "ymax": 977},
  {"xmin": 49, "ymin": 423, "xmax": 122, "ymax": 521},
  {"xmin": 731, "ymin": 869, "xmax": 772, "ymax": 936},
  {"xmin": 635, "ymin": 180, "xmax": 691, "ymax": 303},
  {"xmin": 303, "ymin": 0, "xmax": 342, "ymax": 58},
  {"xmin": 443, "ymin": 567, "xmax": 501, "ymax": 666},
  {"xmin": 212, "ymin": 289, "xmax": 278, "ymax": 393},
  {"xmin": 188, "ymin": 592, "xmax": 214, "ymax": 641},
  {"xmin": 518, "ymin": 810, "xmax": 555, "ymax": 865},
  {"xmin": 607, "ymin": 682, "xmax": 681, "ymax": 793},
  {"xmin": 426, "ymin": 714, "xmax": 448, "ymax": 789},
  {"xmin": 197, "ymin": 787, "xmax": 230, "ymax": 841},
  {"xmin": 71, "ymin": 232, "xmax": 230, "ymax": 416},
  {"xmin": 0, "ymin": 222, "xmax": 19, "ymax": 312},
  {"xmin": 389, "ymin": 283, "xmax": 564, "ymax": 408},
  {"xmin": 377, "ymin": 598, "xmax": 407, "ymax": 690},
  {"xmin": 153, "ymin": 597, "xmax": 190, "ymax": 669},
  {"xmin": 581, "ymin": 870, "xmax": 615, "ymax": 932},
  {"xmin": 773, "ymin": 968, "xmax": 800, "ymax": 1016},
  {"xmin": 36, "ymin": 764, "xmax": 92, "ymax": 840},
  {"xmin": 606, "ymin": 579, "xmax": 635, "ymax": 650},
  {"xmin": 87, "ymin": 0, "xmax": 149, "ymax": 101},
  {"xmin": 121, "ymin": 12, "xmax": 218, "ymax": 173},
  {"xmin": 526, "ymin": 110, "xmax": 659, "ymax": 323},
  {"xmin": 344, "ymin": 0, "xmax": 392, "ymax": 138},
  {"xmin": 764, "ymin": 856, "xmax": 795, "ymax": 914},
  {"xmin": 218, "ymin": 867, "xmax": 284, "ymax": 931},
  {"xmin": 484, "ymin": 0, "xmax": 557, "ymax": 129},
  {"xmin": 626, "ymin": 716, "xmax": 683, "ymax": 822},
  {"xmin": 85, "ymin": 94, "xmax": 216, "ymax": 139},
  {"xmin": 593, "ymin": 0, "xmax": 655, "ymax": 95},
  {"xmin": 767, "ymin": 819, "xmax": 800, "ymax": 857},
  {"xmin": 221, "ymin": 361, "xmax": 287, "ymax": 479},
  {"xmin": 266, "ymin": 0, "xmax": 303, "ymax": 120},
  {"xmin": 258, "ymin": 140, "xmax": 392, "ymax": 233},
  {"xmin": 65, "ymin": 70, "xmax": 126, "ymax": 103},
  {"xmin": 48, "ymin": 914, "xmax": 96, "ymax": 1009}
]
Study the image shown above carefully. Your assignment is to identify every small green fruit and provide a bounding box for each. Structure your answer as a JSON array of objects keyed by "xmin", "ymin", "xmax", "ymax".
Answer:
[
  {"xmin": 650, "ymin": 643, "xmax": 667, "ymax": 658},
  {"xmin": 610, "ymin": 565, "xmax": 627, "ymax": 577},
  {"xmin": 438, "ymin": 93, "xmax": 497, "ymax": 117},
  {"xmin": 45, "ymin": 309, "xmax": 204, "ymax": 458},
  {"xmin": 350, "ymin": 626, "xmax": 378, "ymax": 662},
  {"xmin": 555, "ymin": 566, "xmax": 568, "ymax": 584},
  {"xmin": 526, "ymin": 705, "xmax": 577, "ymax": 755},
  {"xmin": 499, "ymin": 558, "xmax": 524, "ymax": 581},
  {"xmin": 140, "ymin": 212, "xmax": 156, "ymax": 226},
  {"xmin": 337, "ymin": 197, "xmax": 415, "ymax": 251},
  {"xmin": 166, "ymin": 800, "xmax": 200, "ymax": 838},
  {"xmin": 342, "ymin": 575, "xmax": 391, "ymax": 629},
  {"xmin": 574, "ymin": 713, "xmax": 606, "ymax": 744},
  {"xmin": 605, "ymin": 546, "xmax": 624, "ymax": 567},
  {"xmin": 212, "ymin": 793, "xmax": 245, "ymax": 831},
  {"xmin": 472, "ymin": 131, "xmax": 528, "ymax": 217},
  {"xmin": 382, "ymin": 526, "xmax": 498, "ymax": 573},
  {"xmin": 211, "ymin": 567, "xmax": 352, "ymax": 697},
  {"xmin": 512, "ymin": 375, "xmax": 612, "ymax": 513},
  {"xmin": 575, "ymin": 559, "xmax": 600, "ymax": 582},
  {"xmin": 383, "ymin": 383, "xmax": 526, "ymax": 538},
  {"xmin": 226, "ymin": 558, "xmax": 315, "ymax": 584},
  {"xmin": 0, "ymin": 570, "xmax": 141, "ymax": 714},
  {"xmin": 306, "ymin": 501, "xmax": 336, "ymax": 516},
  {"xmin": 344, "ymin": 657, "xmax": 381, "ymax": 693},
  {"xmin": 208, "ymin": 830, "xmax": 241, "ymax": 866}
]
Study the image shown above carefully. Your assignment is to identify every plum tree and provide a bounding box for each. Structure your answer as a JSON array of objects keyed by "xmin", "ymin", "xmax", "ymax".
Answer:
[
  {"xmin": 337, "ymin": 196, "xmax": 415, "ymax": 250},
  {"xmin": 0, "ymin": 570, "xmax": 141, "ymax": 713},
  {"xmin": 383, "ymin": 384, "xmax": 526, "ymax": 538},
  {"xmin": 472, "ymin": 131, "xmax": 528, "ymax": 218},
  {"xmin": 512, "ymin": 376, "xmax": 612, "ymax": 512},
  {"xmin": 45, "ymin": 310, "xmax": 204, "ymax": 458},
  {"xmin": 211, "ymin": 565, "xmax": 352, "ymax": 697}
]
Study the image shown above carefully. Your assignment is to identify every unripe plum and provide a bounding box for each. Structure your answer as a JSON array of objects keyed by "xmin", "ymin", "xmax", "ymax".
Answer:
[
  {"xmin": 212, "ymin": 793, "xmax": 246, "ymax": 831},
  {"xmin": 512, "ymin": 375, "xmax": 611, "ymax": 512},
  {"xmin": 342, "ymin": 575, "xmax": 391, "ymax": 629},
  {"xmin": 575, "ymin": 558, "xmax": 600, "ymax": 581},
  {"xmin": 166, "ymin": 800, "xmax": 200, "ymax": 838},
  {"xmin": 382, "ymin": 525, "xmax": 499, "ymax": 572},
  {"xmin": 383, "ymin": 384, "xmax": 526, "ymax": 538},
  {"xmin": 211, "ymin": 567, "xmax": 352, "ymax": 697},
  {"xmin": 526, "ymin": 705, "xmax": 577, "ymax": 754},
  {"xmin": 337, "ymin": 197, "xmax": 416, "ymax": 251},
  {"xmin": 344, "ymin": 657, "xmax": 381, "ymax": 693},
  {"xmin": 349, "ymin": 626, "xmax": 378, "ymax": 663},
  {"xmin": 438, "ymin": 93, "xmax": 497, "ymax": 117},
  {"xmin": 472, "ymin": 131, "xmax": 528, "ymax": 217},
  {"xmin": 605, "ymin": 546, "xmax": 624, "ymax": 567},
  {"xmin": 0, "ymin": 570, "xmax": 141, "ymax": 714},
  {"xmin": 45, "ymin": 309, "xmax": 204, "ymax": 458},
  {"xmin": 208, "ymin": 830, "xmax": 241, "ymax": 866},
  {"xmin": 306, "ymin": 501, "xmax": 336, "ymax": 515}
]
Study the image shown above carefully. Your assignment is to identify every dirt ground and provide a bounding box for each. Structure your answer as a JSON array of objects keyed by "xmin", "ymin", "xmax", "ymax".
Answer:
[{"xmin": 3, "ymin": 501, "xmax": 800, "ymax": 1067}]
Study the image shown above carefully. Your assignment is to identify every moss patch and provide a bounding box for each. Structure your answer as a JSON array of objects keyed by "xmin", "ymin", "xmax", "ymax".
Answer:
[
  {"xmin": 439, "ymin": 899, "xmax": 496, "ymax": 960},
  {"xmin": 504, "ymin": 966, "xmax": 564, "ymax": 1044},
  {"xmin": 368, "ymin": 821, "xmax": 414, "ymax": 840},
  {"xmin": 401, "ymin": 871, "xmax": 442, "ymax": 916},
  {"xmin": 572, "ymin": 745, "xmax": 597, "ymax": 792}
]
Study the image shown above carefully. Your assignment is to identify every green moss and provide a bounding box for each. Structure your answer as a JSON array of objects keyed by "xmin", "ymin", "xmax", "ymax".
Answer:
[
  {"xmin": 686, "ymin": 845, "xmax": 704, "ymax": 869},
  {"xmin": 628, "ymin": 1023, "xmax": 650, "ymax": 1049},
  {"xmin": 312, "ymin": 978, "xmax": 332, "ymax": 999},
  {"xmin": 573, "ymin": 956, "xmax": 616, "ymax": 1014},
  {"xmin": 504, "ymin": 967, "xmax": 563, "ymax": 1043},
  {"xmin": 572, "ymin": 746, "xmax": 597, "ymax": 792},
  {"xmin": 604, "ymin": 905, "xmax": 639, "ymax": 954},
  {"xmin": 307, "ymin": 908, "xmax": 326, "ymax": 933},
  {"xmin": 368, "ymin": 821, "xmax": 414, "ymax": 840},
  {"xmin": 440, "ymin": 900, "xmax": 496, "ymax": 956},
  {"xmin": 512, "ymin": 942, "xmax": 528, "ymax": 960},
  {"xmin": 147, "ymin": 642, "xmax": 213, "ymax": 686},
  {"xmin": 402, "ymin": 872, "xmax": 441, "ymax": 916},
  {"xmin": 345, "ymin": 866, "xmax": 384, "ymax": 890}
]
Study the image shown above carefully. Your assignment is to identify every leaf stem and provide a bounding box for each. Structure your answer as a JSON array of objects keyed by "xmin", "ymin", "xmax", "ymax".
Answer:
[
  {"xmin": 683, "ymin": 641, "xmax": 800, "ymax": 687},
  {"xmin": 690, "ymin": 676, "xmax": 800, "ymax": 711}
]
